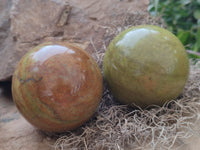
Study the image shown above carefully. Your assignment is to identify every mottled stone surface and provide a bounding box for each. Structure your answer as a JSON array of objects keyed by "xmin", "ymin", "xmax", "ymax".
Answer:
[
  {"xmin": 12, "ymin": 42, "xmax": 103, "ymax": 132},
  {"xmin": 103, "ymin": 25, "xmax": 189, "ymax": 107},
  {"xmin": 0, "ymin": 82, "xmax": 55, "ymax": 150},
  {"xmin": 0, "ymin": 0, "xmax": 149, "ymax": 81}
]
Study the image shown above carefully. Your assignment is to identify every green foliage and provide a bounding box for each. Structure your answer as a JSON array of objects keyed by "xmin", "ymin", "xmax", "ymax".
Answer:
[{"xmin": 148, "ymin": 0, "xmax": 200, "ymax": 55}]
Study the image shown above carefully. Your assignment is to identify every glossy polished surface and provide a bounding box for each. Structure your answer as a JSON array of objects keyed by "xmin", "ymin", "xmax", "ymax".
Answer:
[
  {"xmin": 12, "ymin": 42, "xmax": 103, "ymax": 132},
  {"xmin": 103, "ymin": 25, "xmax": 189, "ymax": 107}
]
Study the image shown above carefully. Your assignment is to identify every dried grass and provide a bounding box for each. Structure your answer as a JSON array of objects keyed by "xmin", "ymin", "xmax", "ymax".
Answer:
[{"xmin": 53, "ymin": 12, "xmax": 200, "ymax": 150}]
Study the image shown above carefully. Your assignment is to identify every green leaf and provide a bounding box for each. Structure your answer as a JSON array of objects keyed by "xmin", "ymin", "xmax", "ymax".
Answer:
[
  {"xmin": 148, "ymin": 0, "xmax": 200, "ymax": 53},
  {"xmin": 198, "ymin": 19, "xmax": 200, "ymax": 25},
  {"xmin": 154, "ymin": 0, "xmax": 159, "ymax": 16},
  {"xmin": 187, "ymin": 53, "xmax": 200, "ymax": 59},
  {"xmin": 148, "ymin": 4, "xmax": 154, "ymax": 11},
  {"xmin": 181, "ymin": 0, "xmax": 191, "ymax": 5},
  {"xmin": 194, "ymin": 28, "xmax": 200, "ymax": 52},
  {"xmin": 194, "ymin": 10, "xmax": 200, "ymax": 20},
  {"xmin": 177, "ymin": 30, "xmax": 190, "ymax": 44}
]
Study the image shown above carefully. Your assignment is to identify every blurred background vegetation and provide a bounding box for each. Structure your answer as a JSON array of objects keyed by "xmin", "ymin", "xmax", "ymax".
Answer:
[{"xmin": 148, "ymin": 0, "xmax": 200, "ymax": 59}]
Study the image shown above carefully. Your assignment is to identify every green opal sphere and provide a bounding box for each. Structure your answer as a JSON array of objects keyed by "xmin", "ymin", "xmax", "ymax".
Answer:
[{"xmin": 103, "ymin": 25, "xmax": 189, "ymax": 107}]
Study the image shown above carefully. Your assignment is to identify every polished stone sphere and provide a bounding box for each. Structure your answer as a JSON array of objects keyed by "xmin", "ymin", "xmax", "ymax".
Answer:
[
  {"xmin": 12, "ymin": 42, "xmax": 103, "ymax": 132},
  {"xmin": 103, "ymin": 25, "xmax": 189, "ymax": 107}
]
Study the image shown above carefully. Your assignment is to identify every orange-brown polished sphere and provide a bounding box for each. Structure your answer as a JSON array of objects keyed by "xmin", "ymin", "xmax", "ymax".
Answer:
[{"xmin": 12, "ymin": 42, "xmax": 103, "ymax": 132}]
